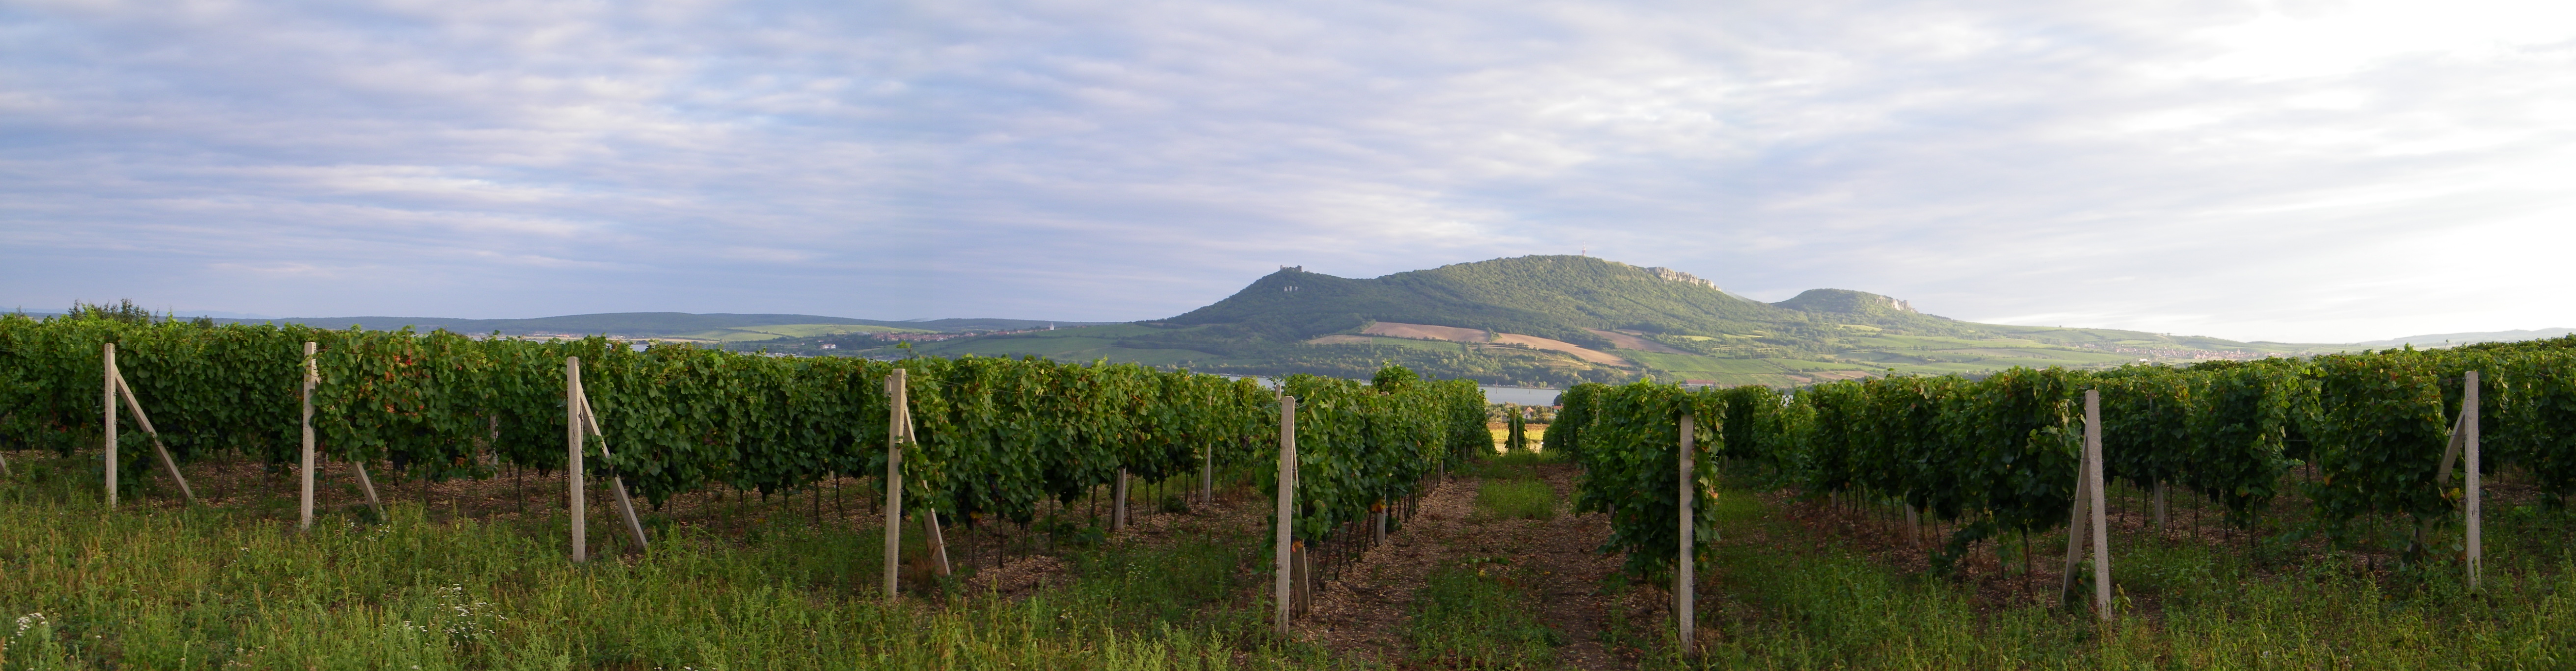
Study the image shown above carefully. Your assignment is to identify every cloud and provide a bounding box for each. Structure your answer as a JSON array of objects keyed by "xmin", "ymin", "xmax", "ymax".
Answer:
[{"xmin": 1, "ymin": 0, "xmax": 2571, "ymax": 340}]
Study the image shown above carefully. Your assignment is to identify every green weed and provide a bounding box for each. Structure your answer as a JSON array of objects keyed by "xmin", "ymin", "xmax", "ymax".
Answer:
[
  {"xmin": 1475, "ymin": 479, "xmax": 1558, "ymax": 521},
  {"xmin": 1633, "ymin": 484, "xmax": 2576, "ymax": 670},
  {"xmin": 0, "ymin": 454, "xmax": 1345, "ymax": 670},
  {"xmin": 1405, "ymin": 558, "xmax": 1563, "ymax": 669}
]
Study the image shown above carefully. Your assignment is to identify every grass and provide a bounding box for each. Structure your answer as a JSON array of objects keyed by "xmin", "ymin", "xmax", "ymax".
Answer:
[
  {"xmin": 1404, "ymin": 559, "xmax": 1564, "ymax": 669},
  {"xmin": 1619, "ymin": 481, "xmax": 2576, "ymax": 670},
  {"xmin": 1475, "ymin": 480, "xmax": 1557, "ymax": 522},
  {"xmin": 36, "ymin": 441, "xmax": 2576, "ymax": 669},
  {"xmin": 0, "ymin": 454, "xmax": 1351, "ymax": 670}
]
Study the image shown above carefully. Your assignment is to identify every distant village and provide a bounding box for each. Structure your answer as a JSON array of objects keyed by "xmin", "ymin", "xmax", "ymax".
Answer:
[
  {"xmin": 861, "ymin": 324, "xmax": 1056, "ymax": 342},
  {"xmin": 2073, "ymin": 342, "xmax": 2266, "ymax": 361}
]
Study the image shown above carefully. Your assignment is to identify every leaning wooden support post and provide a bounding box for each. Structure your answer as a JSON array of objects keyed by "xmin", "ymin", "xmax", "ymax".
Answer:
[
  {"xmin": 883, "ymin": 368, "xmax": 909, "ymax": 600},
  {"xmin": 1294, "ymin": 542, "xmax": 1313, "ymax": 615},
  {"xmin": 300, "ymin": 341, "xmax": 317, "ymax": 531},
  {"xmin": 926, "ymin": 509, "xmax": 952, "ymax": 576},
  {"xmin": 103, "ymin": 343, "xmax": 117, "ymax": 509},
  {"xmin": 2466, "ymin": 371, "xmax": 2482, "ymax": 590},
  {"xmin": 575, "ymin": 388, "xmax": 650, "ymax": 551},
  {"xmin": 352, "ymin": 459, "xmax": 383, "ymax": 516},
  {"xmin": 113, "ymin": 370, "xmax": 196, "ymax": 505},
  {"xmin": 566, "ymin": 357, "xmax": 588, "ymax": 563},
  {"xmin": 1677, "ymin": 412, "xmax": 1696, "ymax": 652},
  {"xmin": 2086, "ymin": 389, "xmax": 2111, "ymax": 620},
  {"xmin": 1274, "ymin": 394, "xmax": 1298, "ymax": 635},
  {"xmin": 2060, "ymin": 461, "xmax": 2091, "ymax": 603}
]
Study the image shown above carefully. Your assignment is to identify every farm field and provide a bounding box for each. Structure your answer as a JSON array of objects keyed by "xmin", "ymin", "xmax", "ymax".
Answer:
[
  {"xmin": 6, "ymin": 315, "xmax": 2576, "ymax": 669},
  {"xmin": 666, "ymin": 323, "xmax": 931, "ymax": 342},
  {"xmin": 0, "ymin": 450, "xmax": 1345, "ymax": 670},
  {"xmin": 859, "ymin": 322, "xmax": 2309, "ymax": 390},
  {"xmin": 16, "ymin": 444, "xmax": 2576, "ymax": 669}
]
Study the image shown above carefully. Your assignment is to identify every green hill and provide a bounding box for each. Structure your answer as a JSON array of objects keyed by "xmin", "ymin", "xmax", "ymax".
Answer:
[
  {"xmin": 220, "ymin": 313, "xmax": 1111, "ymax": 340},
  {"xmin": 837, "ymin": 256, "xmax": 2340, "ymax": 387}
]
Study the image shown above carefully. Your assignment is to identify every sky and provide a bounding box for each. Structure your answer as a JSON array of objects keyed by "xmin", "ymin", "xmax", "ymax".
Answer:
[{"xmin": 4, "ymin": 0, "xmax": 2572, "ymax": 343}]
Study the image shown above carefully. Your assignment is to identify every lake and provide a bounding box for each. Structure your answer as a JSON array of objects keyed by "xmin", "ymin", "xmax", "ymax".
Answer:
[{"xmin": 1225, "ymin": 375, "xmax": 1561, "ymax": 406}]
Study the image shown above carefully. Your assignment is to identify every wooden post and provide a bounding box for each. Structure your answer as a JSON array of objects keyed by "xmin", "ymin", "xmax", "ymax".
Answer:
[
  {"xmin": 103, "ymin": 342, "xmax": 116, "ymax": 509},
  {"xmin": 2061, "ymin": 418, "xmax": 2094, "ymax": 603},
  {"xmin": 884, "ymin": 368, "xmax": 908, "ymax": 599},
  {"xmin": 567, "ymin": 356, "xmax": 586, "ymax": 564},
  {"xmin": 1295, "ymin": 542, "xmax": 1313, "ymax": 614},
  {"xmin": 1202, "ymin": 442, "xmax": 1215, "ymax": 505},
  {"xmin": 2466, "ymin": 370, "xmax": 2481, "ymax": 590},
  {"xmin": 1113, "ymin": 467, "xmax": 1129, "ymax": 532},
  {"xmin": 352, "ymin": 459, "xmax": 383, "ymax": 516},
  {"xmin": 2153, "ymin": 481, "xmax": 2167, "ymax": 528},
  {"xmin": 926, "ymin": 509, "xmax": 952, "ymax": 576},
  {"xmin": 1374, "ymin": 502, "xmax": 1387, "ymax": 546},
  {"xmin": 1275, "ymin": 394, "xmax": 1297, "ymax": 635},
  {"xmin": 300, "ymin": 341, "xmax": 317, "ymax": 531},
  {"xmin": 2086, "ymin": 389, "xmax": 2111, "ymax": 620},
  {"xmin": 1677, "ymin": 412, "xmax": 1695, "ymax": 651},
  {"xmin": 1905, "ymin": 504, "xmax": 1919, "ymax": 547},
  {"xmin": 575, "ymin": 389, "xmax": 650, "ymax": 551},
  {"xmin": 113, "ymin": 371, "xmax": 196, "ymax": 504}
]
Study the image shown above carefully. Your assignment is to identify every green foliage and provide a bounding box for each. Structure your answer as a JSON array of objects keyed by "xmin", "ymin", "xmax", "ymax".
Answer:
[
  {"xmin": 1405, "ymin": 560, "xmax": 1564, "ymax": 669},
  {"xmin": 1475, "ymin": 479, "xmax": 1557, "ymax": 521},
  {"xmin": 1564, "ymin": 379, "xmax": 1722, "ymax": 575},
  {"xmin": 1369, "ymin": 362, "xmax": 1420, "ymax": 392},
  {"xmin": 1672, "ymin": 482, "xmax": 2576, "ymax": 671},
  {"xmin": 0, "ymin": 319, "xmax": 1477, "ymax": 545},
  {"xmin": 1569, "ymin": 342, "xmax": 2576, "ymax": 573},
  {"xmin": 0, "ymin": 468, "xmax": 1321, "ymax": 670},
  {"xmin": 1541, "ymin": 383, "xmax": 1606, "ymax": 464},
  {"xmin": 1274, "ymin": 370, "xmax": 1481, "ymax": 542},
  {"xmin": 2177, "ymin": 362, "xmax": 2302, "ymax": 525},
  {"xmin": 62, "ymin": 299, "xmax": 160, "ymax": 324}
]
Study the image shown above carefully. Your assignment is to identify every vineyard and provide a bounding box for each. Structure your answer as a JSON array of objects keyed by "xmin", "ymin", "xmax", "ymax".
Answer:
[
  {"xmin": 1556, "ymin": 336, "xmax": 2576, "ymax": 579},
  {"xmin": 9, "ymin": 310, "xmax": 2576, "ymax": 668},
  {"xmin": 2, "ymin": 315, "xmax": 1505, "ymax": 545}
]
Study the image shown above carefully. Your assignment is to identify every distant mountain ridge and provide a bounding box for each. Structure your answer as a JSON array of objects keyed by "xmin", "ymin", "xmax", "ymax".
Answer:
[
  {"xmin": 884, "ymin": 256, "xmax": 2345, "ymax": 387},
  {"xmin": 199, "ymin": 312, "xmax": 1112, "ymax": 338},
  {"xmin": 2346, "ymin": 328, "xmax": 2576, "ymax": 349}
]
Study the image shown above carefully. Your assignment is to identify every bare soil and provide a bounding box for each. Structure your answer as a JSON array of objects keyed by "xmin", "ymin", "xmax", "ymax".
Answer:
[{"xmin": 1295, "ymin": 463, "xmax": 1628, "ymax": 669}]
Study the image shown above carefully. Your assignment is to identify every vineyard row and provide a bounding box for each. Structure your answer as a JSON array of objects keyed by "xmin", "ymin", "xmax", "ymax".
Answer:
[{"xmin": 0, "ymin": 317, "xmax": 1490, "ymax": 546}]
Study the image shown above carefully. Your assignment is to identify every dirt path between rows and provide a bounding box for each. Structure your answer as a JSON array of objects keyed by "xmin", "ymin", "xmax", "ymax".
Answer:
[{"xmin": 1296, "ymin": 464, "xmax": 1627, "ymax": 669}]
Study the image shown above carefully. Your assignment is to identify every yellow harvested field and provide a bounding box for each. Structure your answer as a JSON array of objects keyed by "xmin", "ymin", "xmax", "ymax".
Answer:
[
  {"xmin": 1363, "ymin": 321, "xmax": 1491, "ymax": 341},
  {"xmin": 1488, "ymin": 424, "xmax": 1549, "ymax": 451},
  {"xmin": 1357, "ymin": 321, "xmax": 1633, "ymax": 366},
  {"xmin": 1584, "ymin": 328, "xmax": 1688, "ymax": 354},
  {"xmin": 1491, "ymin": 334, "xmax": 1628, "ymax": 365}
]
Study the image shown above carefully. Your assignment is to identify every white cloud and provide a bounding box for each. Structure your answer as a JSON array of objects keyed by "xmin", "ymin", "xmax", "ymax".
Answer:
[{"xmin": 1, "ymin": 0, "xmax": 2571, "ymax": 339}]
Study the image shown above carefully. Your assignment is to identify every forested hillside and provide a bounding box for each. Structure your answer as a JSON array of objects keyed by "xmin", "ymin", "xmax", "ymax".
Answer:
[{"xmin": 839, "ymin": 256, "xmax": 2334, "ymax": 387}]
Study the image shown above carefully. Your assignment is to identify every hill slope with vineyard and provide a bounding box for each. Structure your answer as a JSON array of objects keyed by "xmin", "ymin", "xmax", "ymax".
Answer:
[{"xmin": 853, "ymin": 256, "xmax": 2333, "ymax": 387}]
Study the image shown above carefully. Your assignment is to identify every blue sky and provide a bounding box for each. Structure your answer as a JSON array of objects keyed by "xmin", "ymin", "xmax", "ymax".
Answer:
[{"xmin": 4, "ymin": 0, "xmax": 2571, "ymax": 342}]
